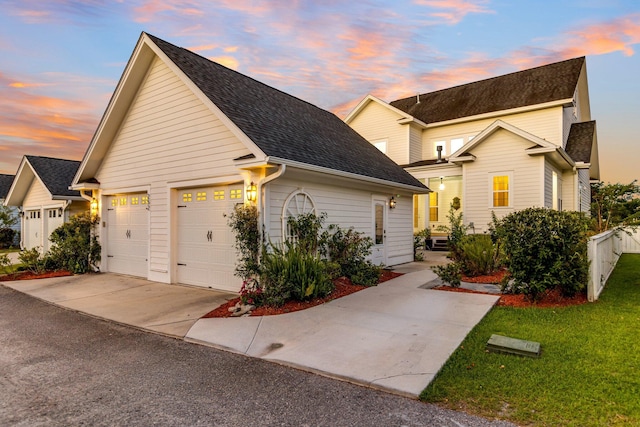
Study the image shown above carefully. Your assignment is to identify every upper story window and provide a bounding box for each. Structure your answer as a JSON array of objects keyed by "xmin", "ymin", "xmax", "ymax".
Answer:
[
  {"xmin": 450, "ymin": 138, "xmax": 464, "ymax": 154},
  {"xmin": 373, "ymin": 140, "xmax": 387, "ymax": 154},
  {"xmin": 430, "ymin": 134, "xmax": 476, "ymax": 159}
]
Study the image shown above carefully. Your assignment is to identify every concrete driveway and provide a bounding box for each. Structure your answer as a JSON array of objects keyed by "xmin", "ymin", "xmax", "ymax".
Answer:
[{"xmin": 2, "ymin": 260, "xmax": 499, "ymax": 398}]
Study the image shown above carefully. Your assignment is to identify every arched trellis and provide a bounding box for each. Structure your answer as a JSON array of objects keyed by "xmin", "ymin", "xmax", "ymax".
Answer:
[{"xmin": 282, "ymin": 190, "xmax": 316, "ymax": 241}]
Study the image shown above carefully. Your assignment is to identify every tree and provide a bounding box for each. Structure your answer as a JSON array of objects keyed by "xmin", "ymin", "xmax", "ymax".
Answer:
[
  {"xmin": 591, "ymin": 181, "xmax": 640, "ymax": 233},
  {"xmin": 0, "ymin": 205, "xmax": 18, "ymax": 228}
]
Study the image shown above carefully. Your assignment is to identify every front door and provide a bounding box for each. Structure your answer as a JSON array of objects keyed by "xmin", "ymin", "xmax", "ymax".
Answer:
[{"xmin": 371, "ymin": 197, "xmax": 387, "ymax": 266}]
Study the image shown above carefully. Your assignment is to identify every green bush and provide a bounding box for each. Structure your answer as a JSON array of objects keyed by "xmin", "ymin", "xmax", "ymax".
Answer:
[
  {"xmin": 0, "ymin": 228, "xmax": 16, "ymax": 249},
  {"xmin": 18, "ymin": 247, "xmax": 47, "ymax": 274},
  {"xmin": 0, "ymin": 253, "xmax": 11, "ymax": 274},
  {"xmin": 260, "ymin": 242, "xmax": 334, "ymax": 307},
  {"xmin": 432, "ymin": 262, "xmax": 462, "ymax": 287},
  {"xmin": 413, "ymin": 229, "xmax": 431, "ymax": 261},
  {"xmin": 350, "ymin": 261, "xmax": 381, "ymax": 286},
  {"xmin": 491, "ymin": 208, "xmax": 590, "ymax": 300},
  {"xmin": 47, "ymin": 212, "xmax": 101, "ymax": 274},
  {"xmin": 458, "ymin": 234, "xmax": 501, "ymax": 276},
  {"xmin": 320, "ymin": 225, "xmax": 374, "ymax": 277},
  {"xmin": 287, "ymin": 212, "xmax": 326, "ymax": 255},
  {"xmin": 227, "ymin": 205, "xmax": 261, "ymax": 282}
]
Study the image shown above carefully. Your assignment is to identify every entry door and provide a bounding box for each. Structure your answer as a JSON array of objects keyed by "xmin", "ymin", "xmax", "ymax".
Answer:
[
  {"xmin": 106, "ymin": 194, "xmax": 149, "ymax": 277},
  {"xmin": 25, "ymin": 210, "xmax": 42, "ymax": 250},
  {"xmin": 371, "ymin": 197, "xmax": 387, "ymax": 266},
  {"xmin": 176, "ymin": 185, "xmax": 242, "ymax": 292}
]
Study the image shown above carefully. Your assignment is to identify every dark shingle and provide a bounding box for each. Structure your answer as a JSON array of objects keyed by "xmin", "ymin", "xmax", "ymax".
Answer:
[
  {"xmin": 391, "ymin": 57, "xmax": 585, "ymax": 124},
  {"xmin": 0, "ymin": 174, "xmax": 14, "ymax": 199},
  {"xmin": 565, "ymin": 121, "xmax": 596, "ymax": 163},
  {"xmin": 26, "ymin": 156, "xmax": 82, "ymax": 198},
  {"xmin": 147, "ymin": 34, "xmax": 426, "ymax": 190}
]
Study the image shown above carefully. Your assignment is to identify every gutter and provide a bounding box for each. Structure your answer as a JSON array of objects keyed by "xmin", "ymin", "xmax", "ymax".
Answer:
[{"xmin": 257, "ymin": 164, "xmax": 286, "ymax": 231}]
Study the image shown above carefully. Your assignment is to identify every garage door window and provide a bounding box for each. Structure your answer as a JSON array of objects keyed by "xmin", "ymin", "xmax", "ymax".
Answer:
[
  {"xmin": 214, "ymin": 190, "xmax": 225, "ymax": 200},
  {"xmin": 182, "ymin": 193, "xmax": 192, "ymax": 202},
  {"xmin": 230, "ymin": 189, "xmax": 242, "ymax": 199},
  {"xmin": 196, "ymin": 192, "xmax": 207, "ymax": 201}
]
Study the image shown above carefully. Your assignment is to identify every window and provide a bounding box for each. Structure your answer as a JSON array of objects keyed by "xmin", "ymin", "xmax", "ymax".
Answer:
[
  {"xmin": 282, "ymin": 190, "xmax": 316, "ymax": 241},
  {"xmin": 141, "ymin": 195, "xmax": 149, "ymax": 205},
  {"xmin": 413, "ymin": 195, "xmax": 419, "ymax": 228},
  {"xmin": 492, "ymin": 174, "xmax": 510, "ymax": 207},
  {"xmin": 373, "ymin": 140, "xmax": 387, "ymax": 154},
  {"xmin": 111, "ymin": 199, "xmax": 117, "ymax": 207},
  {"xmin": 196, "ymin": 192, "xmax": 207, "ymax": 201},
  {"xmin": 451, "ymin": 138, "xmax": 464, "ymax": 154},
  {"xmin": 182, "ymin": 193, "xmax": 192, "ymax": 202},
  {"xmin": 120, "ymin": 197, "xmax": 127, "ymax": 206},
  {"xmin": 131, "ymin": 196, "xmax": 139, "ymax": 205},
  {"xmin": 230, "ymin": 189, "xmax": 242, "ymax": 199},
  {"xmin": 213, "ymin": 190, "xmax": 225, "ymax": 200},
  {"xmin": 429, "ymin": 191, "xmax": 438, "ymax": 221}
]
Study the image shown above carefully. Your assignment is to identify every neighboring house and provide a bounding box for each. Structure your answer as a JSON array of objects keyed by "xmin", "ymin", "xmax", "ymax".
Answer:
[
  {"xmin": 4, "ymin": 156, "xmax": 88, "ymax": 251},
  {"xmin": 346, "ymin": 57, "xmax": 599, "ymax": 235},
  {"xmin": 0, "ymin": 174, "xmax": 20, "ymax": 246},
  {"xmin": 70, "ymin": 33, "xmax": 428, "ymax": 293}
]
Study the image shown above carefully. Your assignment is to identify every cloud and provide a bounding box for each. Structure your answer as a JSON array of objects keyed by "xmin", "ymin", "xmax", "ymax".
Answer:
[{"xmin": 415, "ymin": 0, "xmax": 494, "ymax": 24}]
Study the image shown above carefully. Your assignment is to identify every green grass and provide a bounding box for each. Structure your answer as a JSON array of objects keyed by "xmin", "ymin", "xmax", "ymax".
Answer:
[
  {"xmin": 421, "ymin": 253, "xmax": 640, "ymax": 426},
  {"xmin": 0, "ymin": 248, "xmax": 19, "ymax": 254}
]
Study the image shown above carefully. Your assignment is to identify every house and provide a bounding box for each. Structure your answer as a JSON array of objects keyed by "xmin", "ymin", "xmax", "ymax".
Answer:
[
  {"xmin": 345, "ymin": 57, "xmax": 599, "ymax": 235},
  {"xmin": 4, "ymin": 156, "xmax": 88, "ymax": 251},
  {"xmin": 70, "ymin": 33, "xmax": 428, "ymax": 292},
  {"xmin": 0, "ymin": 174, "xmax": 21, "ymax": 246}
]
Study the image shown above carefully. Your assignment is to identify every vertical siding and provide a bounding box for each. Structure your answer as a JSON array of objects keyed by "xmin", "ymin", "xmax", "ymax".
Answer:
[
  {"xmin": 348, "ymin": 101, "xmax": 410, "ymax": 164},
  {"xmin": 95, "ymin": 56, "xmax": 250, "ymax": 276},
  {"xmin": 463, "ymin": 129, "xmax": 542, "ymax": 232},
  {"xmin": 579, "ymin": 169, "xmax": 591, "ymax": 214}
]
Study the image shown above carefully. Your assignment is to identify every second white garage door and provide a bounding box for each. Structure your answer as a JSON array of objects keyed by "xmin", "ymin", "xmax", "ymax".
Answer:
[{"xmin": 176, "ymin": 185, "xmax": 241, "ymax": 292}]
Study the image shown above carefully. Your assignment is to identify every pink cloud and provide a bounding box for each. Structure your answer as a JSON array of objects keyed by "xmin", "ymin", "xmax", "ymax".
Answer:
[{"xmin": 415, "ymin": 0, "xmax": 494, "ymax": 24}]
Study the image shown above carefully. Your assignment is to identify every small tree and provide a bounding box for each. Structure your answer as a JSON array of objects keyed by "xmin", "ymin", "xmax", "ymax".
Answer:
[
  {"xmin": 227, "ymin": 204, "xmax": 261, "ymax": 284},
  {"xmin": 47, "ymin": 212, "xmax": 101, "ymax": 274},
  {"xmin": 0, "ymin": 205, "xmax": 18, "ymax": 248},
  {"xmin": 591, "ymin": 181, "xmax": 640, "ymax": 233}
]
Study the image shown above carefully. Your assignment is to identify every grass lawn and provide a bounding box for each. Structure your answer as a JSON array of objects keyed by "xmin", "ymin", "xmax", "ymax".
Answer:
[
  {"xmin": 421, "ymin": 253, "xmax": 640, "ymax": 427},
  {"xmin": 0, "ymin": 248, "xmax": 19, "ymax": 254}
]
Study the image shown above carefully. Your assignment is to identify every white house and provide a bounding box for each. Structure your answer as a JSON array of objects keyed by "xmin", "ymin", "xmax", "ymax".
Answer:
[
  {"xmin": 345, "ymin": 57, "xmax": 599, "ymax": 235},
  {"xmin": 4, "ymin": 156, "xmax": 89, "ymax": 251},
  {"xmin": 70, "ymin": 33, "xmax": 428, "ymax": 293}
]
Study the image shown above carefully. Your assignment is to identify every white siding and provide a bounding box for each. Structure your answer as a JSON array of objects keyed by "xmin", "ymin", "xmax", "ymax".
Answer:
[
  {"xmin": 422, "ymin": 107, "xmax": 564, "ymax": 160},
  {"xmin": 348, "ymin": 101, "xmax": 410, "ymax": 165},
  {"xmin": 266, "ymin": 177, "xmax": 413, "ymax": 266},
  {"xmin": 462, "ymin": 129, "xmax": 543, "ymax": 232},
  {"xmin": 23, "ymin": 180, "xmax": 51, "ymax": 207},
  {"xmin": 561, "ymin": 169, "xmax": 575, "ymax": 212},
  {"xmin": 94, "ymin": 56, "xmax": 251, "ymax": 279},
  {"xmin": 562, "ymin": 106, "xmax": 577, "ymax": 148},
  {"xmin": 579, "ymin": 169, "xmax": 591, "ymax": 214},
  {"xmin": 409, "ymin": 124, "xmax": 422, "ymax": 164}
]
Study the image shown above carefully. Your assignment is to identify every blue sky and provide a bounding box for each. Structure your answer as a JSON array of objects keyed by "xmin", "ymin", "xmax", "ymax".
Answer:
[{"xmin": 1, "ymin": 0, "xmax": 639, "ymax": 184}]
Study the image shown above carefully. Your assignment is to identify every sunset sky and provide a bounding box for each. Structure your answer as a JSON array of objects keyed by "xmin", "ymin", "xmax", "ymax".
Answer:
[{"xmin": 1, "ymin": 0, "xmax": 639, "ymax": 184}]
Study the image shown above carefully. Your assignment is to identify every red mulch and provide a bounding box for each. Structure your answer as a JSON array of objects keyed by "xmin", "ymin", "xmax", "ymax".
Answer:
[
  {"xmin": 202, "ymin": 270, "xmax": 403, "ymax": 318},
  {"xmin": 0, "ymin": 270, "xmax": 73, "ymax": 281},
  {"xmin": 434, "ymin": 285, "xmax": 588, "ymax": 308},
  {"xmin": 461, "ymin": 269, "xmax": 507, "ymax": 284}
]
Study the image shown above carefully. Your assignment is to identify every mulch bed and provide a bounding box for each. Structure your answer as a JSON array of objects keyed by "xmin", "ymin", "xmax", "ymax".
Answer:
[
  {"xmin": 202, "ymin": 270, "xmax": 403, "ymax": 318},
  {"xmin": 0, "ymin": 270, "xmax": 73, "ymax": 281},
  {"xmin": 461, "ymin": 269, "xmax": 507, "ymax": 284},
  {"xmin": 435, "ymin": 284, "xmax": 588, "ymax": 308}
]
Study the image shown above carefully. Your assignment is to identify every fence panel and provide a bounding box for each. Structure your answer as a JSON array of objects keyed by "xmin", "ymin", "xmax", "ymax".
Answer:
[{"xmin": 587, "ymin": 229, "xmax": 622, "ymax": 302}]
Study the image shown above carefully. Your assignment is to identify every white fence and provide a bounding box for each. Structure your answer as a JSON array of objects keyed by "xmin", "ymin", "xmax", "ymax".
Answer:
[{"xmin": 587, "ymin": 227, "xmax": 640, "ymax": 301}]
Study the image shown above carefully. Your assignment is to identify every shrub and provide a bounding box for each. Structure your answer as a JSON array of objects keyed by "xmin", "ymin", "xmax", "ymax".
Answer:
[
  {"xmin": 458, "ymin": 234, "xmax": 501, "ymax": 276},
  {"xmin": 227, "ymin": 205, "xmax": 261, "ymax": 282},
  {"xmin": 491, "ymin": 208, "xmax": 590, "ymax": 300},
  {"xmin": 46, "ymin": 212, "xmax": 101, "ymax": 274},
  {"xmin": 261, "ymin": 242, "xmax": 334, "ymax": 307},
  {"xmin": 0, "ymin": 253, "xmax": 11, "ymax": 274},
  {"xmin": 320, "ymin": 225, "xmax": 374, "ymax": 277},
  {"xmin": 18, "ymin": 247, "xmax": 47, "ymax": 275},
  {"xmin": 0, "ymin": 228, "xmax": 16, "ymax": 249},
  {"xmin": 437, "ymin": 206, "xmax": 469, "ymax": 261},
  {"xmin": 414, "ymin": 229, "xmax": 431, "ymax": 261},
  {"xmin": 286, "ymin": 212, "xmax": 326, "ymax": 255},
  {"xmin": 432, "ymin": 262, "xmax": 462, "ymax": 287},
  {"xmin": 350, "ymin": 261, "xmax": 381, "ymax": 286}
]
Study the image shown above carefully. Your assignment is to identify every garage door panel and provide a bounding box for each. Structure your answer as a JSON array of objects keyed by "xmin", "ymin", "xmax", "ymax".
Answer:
[{"xmin": 106, "ymin": 194, "xmax": 149, "ymax": 278}]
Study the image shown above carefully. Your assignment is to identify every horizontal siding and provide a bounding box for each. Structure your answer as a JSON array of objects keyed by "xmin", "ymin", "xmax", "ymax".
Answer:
[
  {"xmin": 422, "ymin": 106, "xmax": 564, "ymax": 160},
  {"xmin": 95, "ymin": 56, "xmax": 250, "ymax": 274},
  {"xmin": 23, "ymin": 180, "xmax": 51, "ymax": 207},
  {"xmin": 561, "ymin": 169, "xmax": 575, "ymax": 211},
  {"xmin": 409, "ymin": 124, "xmax": 422, "ymax": 164},
  {"xmin": 463, "ymin": 129, "xmax": 543, "ymax": 232},
  {"xmin": 349, "ymin": 101, "xmax": 410, "ymax": 165}
]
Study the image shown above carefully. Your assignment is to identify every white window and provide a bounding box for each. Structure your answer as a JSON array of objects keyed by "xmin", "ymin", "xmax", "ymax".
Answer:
[
  {"xmin": 282, "ymin": 190, "xmax": 316, "ymax": 242},
  {"xmin": 373, "ymin": 140, "xmax": 387, "ymax": 154},
  {"xmin": 451, "ymin": 138, "xmax": 464, "ymax": 154},
  {"xmin": 230, "ymin": 189, "xmax": 243, "ymax": 200}
]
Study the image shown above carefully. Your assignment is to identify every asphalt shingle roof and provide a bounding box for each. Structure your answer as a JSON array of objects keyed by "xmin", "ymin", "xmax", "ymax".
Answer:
[
  {"xmin": 148, "ymin": 34, "xmax": 426, "ymax": 190},
  {"xmin": 0, "ymin": 174, "xmax": 14, "ymax": 199},
  {"xmin": 26, "ymin": 156, "xmax": 82, "ymax": 198},
  {"xmin": 565, "ymin": 121, "xmax": 596, "ymax": 163},
  {"xmin": 390, "ymin": 57, "xmax": 585, "ymax": 124}
]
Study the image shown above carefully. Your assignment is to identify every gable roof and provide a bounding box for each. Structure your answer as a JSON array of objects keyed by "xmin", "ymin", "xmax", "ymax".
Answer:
[
  {"xmin": 390, "ymin": 57, "xmax": 585, "ymax": 125},
  {"xmin": 565, "ymin": 121, "xmax": 596, "ymax": 163},
  {"xmin": 0, "ymin": 174, "xmax": 14, "ymax": 199}
]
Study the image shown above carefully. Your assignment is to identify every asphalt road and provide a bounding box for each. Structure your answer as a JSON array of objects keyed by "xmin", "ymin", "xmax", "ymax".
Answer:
[{"xmin": 0, "ymin": 285, "xmax": 514, "ymax": 427}]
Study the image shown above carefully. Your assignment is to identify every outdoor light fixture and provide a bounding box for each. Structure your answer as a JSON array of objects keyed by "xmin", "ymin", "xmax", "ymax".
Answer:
[
  {"xmin": 58, "ymin": 207, "xmax": 63, "ymax": 216},
  {"xmin": 389, "ymin": 196, "xmax": 397, "ymax": 209},
  {"xmin": 90, "ymin": 198, "xmax": 98, "ymax": 215},
  {"xmin": 246, "ymin": 182, "xmax": 258, "ymax": 203},
  {"xmin": 439, "ymin": 176, "xmax": 445, "ymax": 191}
]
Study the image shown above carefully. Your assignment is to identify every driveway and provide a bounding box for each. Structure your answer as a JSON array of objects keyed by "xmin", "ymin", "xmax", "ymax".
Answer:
[{"xmin": 2, "ymin": 261, "xmax": 499, "ymax": 398}]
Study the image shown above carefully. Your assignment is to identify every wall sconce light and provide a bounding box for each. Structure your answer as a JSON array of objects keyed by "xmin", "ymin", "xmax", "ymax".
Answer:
[
  {"xmin": 58, "ymin": 207, "xmax": 63, "ymax": 216},
  {"xmin": 90, "ymin": 198, "xmax": 98, "ymax": 215},
  {"xmin": 389, "ymin": 196, "xmax": 397, "ymax": 209},
  {"xmin": 246, "ymin": 182, "xmax": 258, "ymax": 203},
  {"xmin": 439, "ymin": 176, "xmax": 445, "ymax": 191},
  {"xmin": 19, "ymin": 210, "xmax": 24, "ymax": 217}
]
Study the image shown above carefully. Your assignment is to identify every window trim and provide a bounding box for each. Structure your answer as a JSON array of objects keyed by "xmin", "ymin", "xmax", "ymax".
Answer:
[{"xmin": 489, "ymin": 171, "xmax": 513, "ymax": 208}]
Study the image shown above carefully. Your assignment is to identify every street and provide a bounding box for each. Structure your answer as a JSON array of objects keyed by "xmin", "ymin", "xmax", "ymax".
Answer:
[{"xmin": 0, "ymin": 285, "xmax": 513, "ymax": 426}]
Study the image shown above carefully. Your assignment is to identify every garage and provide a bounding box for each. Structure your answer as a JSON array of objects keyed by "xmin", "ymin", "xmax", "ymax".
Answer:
[
  {"xmin": 105, "ymin": 193, "xmax": 149, "ymax": 277},
  {"xmin": 44, "ymin": 208, "xmax": 64, "ymax": 252},
  {"xmin": 24, "ymin": 210, "xmax": 42, "ymax": 250},
  {"xmin": 176, "ymin": 185, "xmax": 241, "ymax": 292}
]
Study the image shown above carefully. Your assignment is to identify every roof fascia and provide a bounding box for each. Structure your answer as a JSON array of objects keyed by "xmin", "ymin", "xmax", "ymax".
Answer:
[
  {"xmin": 5, "ymin": 157, "xmax": 53, "ymax": 206},
  {"xmin": 423, "ymin": 98, "xmax": 573, "ymax": 129},
  {"xmin": 344, "ymin": 94, "xmax": 414, "ymax": 124},
  {"xmin": 266, "ymin": 156, "xmax": 429, "ymax": 193}
]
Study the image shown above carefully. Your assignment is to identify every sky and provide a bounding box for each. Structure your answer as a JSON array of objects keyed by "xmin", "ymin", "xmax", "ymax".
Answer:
[{"xmin": 0, "ymin": 0, "xmax": 639, "ymax": 184}]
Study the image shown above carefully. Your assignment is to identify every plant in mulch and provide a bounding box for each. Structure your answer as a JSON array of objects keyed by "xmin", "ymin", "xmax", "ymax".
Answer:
[
  {"xmin": 432, "ymin": 262, "xmax": 462, "ymax": 288},
  {"xmin": 0, "ymin": 253, "xmax": 11, "ymax": 275},
  {"xmin": 18, "ymin": 247, "xmax": 47, "ymax": 275},
  {"xmin": 47, "ymin": 212, "xmax": 101, "ymax": 274}
]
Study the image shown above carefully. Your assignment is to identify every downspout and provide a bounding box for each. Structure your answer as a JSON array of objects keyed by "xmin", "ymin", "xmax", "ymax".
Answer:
[{"xmin": 257, "ymin": 164, "xmax": 286, "ymax": 238}]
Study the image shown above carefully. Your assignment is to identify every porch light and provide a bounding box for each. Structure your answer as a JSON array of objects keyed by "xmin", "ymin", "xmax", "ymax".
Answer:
[
  {"xmin": 58, "ymin": 207, "xmax": 63, "ymax": 216},
  {"xmin": 90, "ymin": 198, "xmax": 98, "ymax": 215},
  {"xmin": 389, "ymin": 196, "xmax": 397, "ymax": 209},
  {"xmin": 246, "ymin": 182, "xmax": 258, "ymax": 203},
  {"xmin": 439, "ymin": 177, "xmax": 445, "ymax": 191}
]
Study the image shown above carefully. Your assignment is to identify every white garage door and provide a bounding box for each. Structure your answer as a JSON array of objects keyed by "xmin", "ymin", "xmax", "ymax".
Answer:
[
  {"xmin": 176, "ymin": 185, "xmax": 241, "ymax": 292},
  {"xmin": 106, "ymin": 193, "xmax": 149, "ymax": 277},
  {"xmin": 24, "ymin": 210, "xmax": 42, "ymax": 250},
  {"xmin": 44, "ymin": 208, "xmax": 64, "ymax": 252}
]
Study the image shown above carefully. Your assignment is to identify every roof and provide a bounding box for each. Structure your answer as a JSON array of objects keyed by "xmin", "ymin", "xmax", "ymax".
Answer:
[
  {"xmin": 390, "ymin": 57, "xmax": 585, "ymax": 124},
  {"xmin": 565, "ymin": 121, "xmax": 596, "ymax": 163},
  {"xmin": 26, "ymin": 156, "xmax": 82, "ymax": 198},
  {"xmin": 0, "ymin": 174, "xmax": 14, "ymax": 199},
  {"xmin": 147, "ymin": 34, "xmax": 426, "ymax": 190}
]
